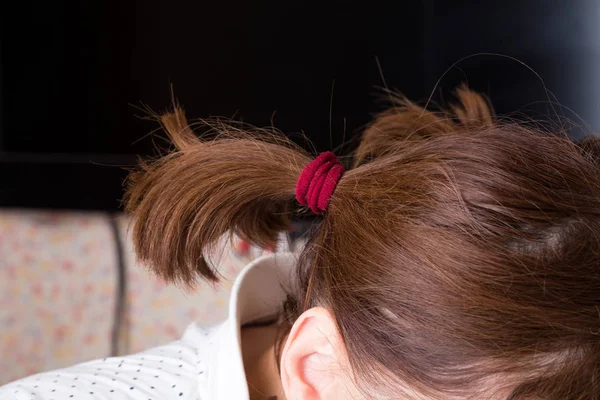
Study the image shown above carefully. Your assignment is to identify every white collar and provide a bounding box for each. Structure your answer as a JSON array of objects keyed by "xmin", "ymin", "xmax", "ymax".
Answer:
[{"xmin": 208, "ymin": 252, "xmax": 298, "ymax": 399}]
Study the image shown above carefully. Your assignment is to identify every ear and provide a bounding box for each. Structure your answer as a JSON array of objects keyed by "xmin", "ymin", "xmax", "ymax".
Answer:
[{"xmin": 280, "ymin": 307, "xmax": 346, "ymax": 400}]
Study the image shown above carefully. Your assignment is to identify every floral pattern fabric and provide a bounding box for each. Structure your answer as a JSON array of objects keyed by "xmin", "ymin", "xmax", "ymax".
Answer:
[{"xmin": 0, "ymin": 210, "xmax": 265, "ymax": 385}]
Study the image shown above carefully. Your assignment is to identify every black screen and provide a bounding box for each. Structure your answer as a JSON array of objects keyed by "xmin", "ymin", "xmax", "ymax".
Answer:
[{"xmin": 1, "ymin": 0, "xmax": 598, "ymax": 209}]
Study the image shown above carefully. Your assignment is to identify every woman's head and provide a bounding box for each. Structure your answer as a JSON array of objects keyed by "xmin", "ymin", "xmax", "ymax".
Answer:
[{"xmin": 125, "ymin": 87, "xmax": 600, "ymax": 399}]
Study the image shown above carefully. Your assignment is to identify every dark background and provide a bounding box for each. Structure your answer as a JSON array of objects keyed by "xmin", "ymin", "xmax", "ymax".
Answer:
[{"xmin": 1, "ymin": 0, "xmax": 598, "ymax": 210}]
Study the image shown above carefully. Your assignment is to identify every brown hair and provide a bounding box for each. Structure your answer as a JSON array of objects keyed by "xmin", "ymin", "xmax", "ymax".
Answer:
[{"xmin": 125, "ymin": 86, "xmax": 600, "ymax": 399}]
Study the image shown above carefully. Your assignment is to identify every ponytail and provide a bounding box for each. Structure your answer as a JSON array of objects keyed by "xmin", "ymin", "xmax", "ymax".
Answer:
[
  {"xmin": 125, "ymin": 108, "xmax": 311, "ymax": 284},
  {"xmin": 354, "ymin": 83, "xmax": 494, "ymax": 167}
]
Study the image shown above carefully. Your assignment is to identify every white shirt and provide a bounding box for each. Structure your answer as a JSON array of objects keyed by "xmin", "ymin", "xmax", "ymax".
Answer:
[{"xmin": 0, "ymin": 253, "xmax": 297, "ymax": 400}]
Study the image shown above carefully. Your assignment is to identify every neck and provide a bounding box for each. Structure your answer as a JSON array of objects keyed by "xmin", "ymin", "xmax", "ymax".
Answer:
[{"xmin": 242, "ymin": 324, "xmax": 287, "ymax": 400}]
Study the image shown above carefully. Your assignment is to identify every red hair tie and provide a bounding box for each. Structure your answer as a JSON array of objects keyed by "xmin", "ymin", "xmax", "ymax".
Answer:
[{"xmin": 295, "ymin": 152, "xmax": 345, "ymax": 214}]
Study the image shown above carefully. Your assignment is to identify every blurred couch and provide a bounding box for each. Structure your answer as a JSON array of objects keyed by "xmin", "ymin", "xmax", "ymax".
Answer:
[{"xmin": 0, "ymin": 210, "xmax": 270, "ymax": 385}]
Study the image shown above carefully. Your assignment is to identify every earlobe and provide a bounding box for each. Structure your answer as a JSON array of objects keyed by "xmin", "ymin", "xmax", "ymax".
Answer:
[{"xmin": 280, "ymin": 307, "xmax": 343, "ymax": 400}]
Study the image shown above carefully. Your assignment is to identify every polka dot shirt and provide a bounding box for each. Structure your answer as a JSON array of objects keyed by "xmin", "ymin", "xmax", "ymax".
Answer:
[{"xmin": 0, "ymin": 254, "xmax": 297, "ymax": 400}]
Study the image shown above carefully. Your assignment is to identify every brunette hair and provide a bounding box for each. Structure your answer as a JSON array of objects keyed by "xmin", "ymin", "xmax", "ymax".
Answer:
[{"xmin": 125, "ymin": 86, "xmax": 600, "ymax": 399}]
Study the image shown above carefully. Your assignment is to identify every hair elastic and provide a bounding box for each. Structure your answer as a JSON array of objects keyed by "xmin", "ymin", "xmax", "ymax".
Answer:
[{"xmin": 295, "ymin": 152, "xmax": 345, "ymax": 214}]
